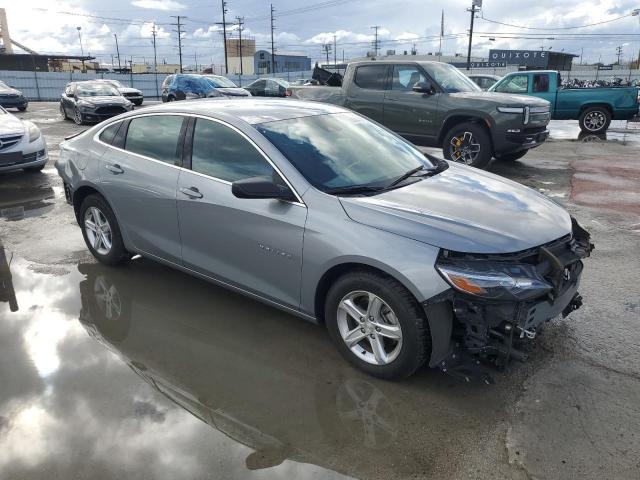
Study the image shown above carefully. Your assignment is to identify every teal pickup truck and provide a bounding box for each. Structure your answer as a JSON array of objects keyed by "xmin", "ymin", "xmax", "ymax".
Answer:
[{"xmin": 490, "ymin": 70, "xmax": 640, "ymax": 133}]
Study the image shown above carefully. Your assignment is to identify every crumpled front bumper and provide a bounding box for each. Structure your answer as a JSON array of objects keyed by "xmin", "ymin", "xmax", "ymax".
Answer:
[{"xmin": 424, "ymin": 217, "xmax": 594, "ymax": 375}]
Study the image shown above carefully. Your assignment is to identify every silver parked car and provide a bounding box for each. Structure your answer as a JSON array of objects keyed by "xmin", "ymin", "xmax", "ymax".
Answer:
[
  {"xmin": 0, "ymin": 106, "xmax": 48, "ymax": 173},
  {"xmin": 55, "ymin": 99, "xmax": 592, "ymax": 379}
]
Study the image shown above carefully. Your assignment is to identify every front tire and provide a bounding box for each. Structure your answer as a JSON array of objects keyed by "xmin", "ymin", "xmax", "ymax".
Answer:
[
  {"xmin": 325, "ymin": 270, "xmax": 431, "ymax": 379},
  {"xmin": 73, "ymin": 107, "xmax": 85, "ymax": 125},
  {"xmin": 442, "ymin": 122, "xmax": 492, "ymax": 169},
  {"xmin": 495, "ymin": 150, "xmax": 528, "ymax": 162},
  {"xmin": 79, "ymin": 194, "xmax": 130, "ymax": 266},
  {"xmin": 579, "ymin": 106, "xmax": 611, "ymax": 134},
  {"xmin": 133, "ymin": 99, "xmax": 143, "ymax": 106},
  {"xmin": 60, "ymin": 103, "xmax": 68, "ymax": 120},
  {"xmin": 17, "ymin": 106, "xmax": 27, "ymax": 112}
]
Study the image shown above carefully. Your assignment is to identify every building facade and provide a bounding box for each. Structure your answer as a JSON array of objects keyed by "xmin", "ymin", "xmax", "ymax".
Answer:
[
  {"xmin": 254, "ymin": 50, "xmax": 312, "ymax": 74},
  {"xmin": 226, "ymin": 38, "xmax": 256, "ymax": 75}
]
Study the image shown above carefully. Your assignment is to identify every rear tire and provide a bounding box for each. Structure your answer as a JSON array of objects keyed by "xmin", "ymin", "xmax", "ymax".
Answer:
[
  {"xmin": 442, "ymin": 122, "xmax": 492, "ymax": 169},
  {"xmin": 495, "ymin": 150, "xmax": 528, "ymax": 162},
  {"xmin": 79, "ymin": 194, "xmax": 130, "ymax": 266},
  {"xmin": 325, "ymin": 270, "xmax": 431, "ymax": 379},
  {"xmin": 579, "ymin": 106, "xmax": 611, "ymax": 134}
]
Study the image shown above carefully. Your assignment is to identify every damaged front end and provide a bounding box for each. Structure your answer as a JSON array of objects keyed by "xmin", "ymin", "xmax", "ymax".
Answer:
[{"xmin": 425, "ymin": 217, "xmax": 594, "ymax": 382}]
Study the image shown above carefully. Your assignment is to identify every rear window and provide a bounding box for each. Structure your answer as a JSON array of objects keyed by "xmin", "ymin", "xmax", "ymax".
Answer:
[
  {"xmin": 99, "ymin": 122, "xmax": 121, "ymax": 145},
  {"xmin": 124, "ymin": 115, "xmax": 184, "ymax": 164},
  {"xmin": 533, "ymin": 74, "xmax": 549, "ymax": 93},
  {"xmin": 354, "ymin": 65, "xmax": 387, "ymax": 90}
]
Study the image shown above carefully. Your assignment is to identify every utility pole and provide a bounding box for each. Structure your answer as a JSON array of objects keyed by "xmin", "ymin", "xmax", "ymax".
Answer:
[
  {"xmin": 439, "ymin": 10, "xmax": 444, "ymax": 61},
  {"xmin": 322, "ymin": 43, "xmax": 331, "ymax": 65},
  {"xmin": 466, "ymin": 0, "xmax": 481, "ymax": 71},
  {"xmin": 221, "ymin": 0, "xmax": 229, "ymax": 74},
  {"xmin": 152, "ymin": 24, "xmax": 159, "ymax": 99},
  {"xmin": 236, "ymin": 16, "xmax": 244, "ymax": 76},
  {"xmin": 371, "ymin": 26, "xmax": 380, "ymax": 57},
  {"xmin": 333, "ymin": 34, "xmax": 337, "ymax": 67},
  {"xmin": 616, "ymin": 45, "xmax": 623, "ymax": 65},
  {"xmin": 171, "ymin": 15, "xmax": 184, "ymax": 73},
  {"xmin": 114, "ymin": 33, "xmax": 121, "ymax": 71},
  {"xmin": 270, "ymin": 4, "xmax": 276, "ymax": 75},
  {"xmin": 77, "ymin": 26, "xmax": 85, "ymax": 71}
]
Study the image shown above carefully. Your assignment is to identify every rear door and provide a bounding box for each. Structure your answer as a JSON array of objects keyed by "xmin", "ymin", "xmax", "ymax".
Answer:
[
  {"xmin": 98, "ymin": 114, "xmax": 186, "ymax": 264},
  {"xmin": 383, "ymin": 64, "xmax": 440, "ymax": 141},
  {"xmin": 176, "ymin": 116, "xmax": 307, "ymax": 308},
  {"xmin": 344, "ymin": 64, "xmax": 389, "ymax": 123}
]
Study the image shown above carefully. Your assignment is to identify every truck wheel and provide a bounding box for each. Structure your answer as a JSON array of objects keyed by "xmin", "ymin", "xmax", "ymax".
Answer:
[
  {"xmin": 442, "ymin": 122, "xmax": 492, "ymax": 169},
  {"xmin": 579, "ymin": 106, "xmax": 611, "ymax": 134},
  {"xmin": 496, "ymin": 150, "xmax": 528, "ymax": 162}
]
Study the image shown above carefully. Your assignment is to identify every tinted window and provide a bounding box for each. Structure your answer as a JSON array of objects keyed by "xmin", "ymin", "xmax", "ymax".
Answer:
[
  {"xmin": 533, "ymin": 74, "xmax": 549, "ymax": 93},
  {"xmin": 191, "ymin": 118, "xmax": 273, "ymax": 182},
  {"xmin": 354, "ymin": 65, "xmax": 387, "ymax": 90},
  {"xmin": 125, "ymin": 115, "xmax": 184, "ymax": 164},
  {"xmin": 99, "ymin": 122, "xmax": 121, "ymax": 145},
  {"xmin": 391, "ymin": 65, "xmax": 427, "ymax": 91},
  {"xmin": 257, "ymin": 112, "xmax": 432, "ymax": 192},
  {"xmin": 496, "ymin": 74, "xmax": 529, "ymax": 93}
]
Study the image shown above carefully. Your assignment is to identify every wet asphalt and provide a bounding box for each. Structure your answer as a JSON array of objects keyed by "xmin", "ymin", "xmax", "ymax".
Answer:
[{"xmin": 1, "ymin": 103, "xmax": 639, "ymax": 480}]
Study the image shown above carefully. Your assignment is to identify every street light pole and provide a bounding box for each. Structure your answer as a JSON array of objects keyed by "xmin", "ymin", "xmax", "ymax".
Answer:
[
  {"xmin": 114, "ymin": 34, "xmax": 121, "ymax": 71},
  {"xmin": 77, "ymin": 26, "xmax": 85, "ymax": 72}
]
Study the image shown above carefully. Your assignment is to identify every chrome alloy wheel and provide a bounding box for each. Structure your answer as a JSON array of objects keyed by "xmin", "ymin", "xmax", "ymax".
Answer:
[
  {"xmin": 84, "ymin": 207, "xmax": 113, "ymax": 256},
  {"xmin": 73, "ymin": 108, "xmax": 83, "ymax": 125},
  {"xmin": 337, "ymin": 291, "xmax": 403, "ymax": 365},
  {"xmin": 94, "ymin": 275, "xmax": 122, "ymax": 321},
  {"xmin": 450, "ymin": 131, "xmax": 481, "ymax": 165},
  {"xmin": 583, "ymin": 110, "xmax": 606, "ymax": 132}
]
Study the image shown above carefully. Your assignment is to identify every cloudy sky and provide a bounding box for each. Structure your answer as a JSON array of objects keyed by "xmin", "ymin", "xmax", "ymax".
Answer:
[{"xmin": 4, "ymin": 0, "xmax": 640, "ymax": 68}]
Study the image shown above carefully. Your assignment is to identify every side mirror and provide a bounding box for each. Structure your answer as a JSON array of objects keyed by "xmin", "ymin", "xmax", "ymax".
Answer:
[
  {"xmin": 232, "ymin": 176, "xmax": 295, "ymax": 201},
  {"xmin": 413, "ymin": 81, "xmax": 435, "ymax": 95}
]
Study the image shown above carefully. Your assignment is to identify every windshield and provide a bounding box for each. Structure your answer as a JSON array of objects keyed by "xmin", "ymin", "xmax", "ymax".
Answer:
[
  {"xmin": 206, "ymin": 76, "xmax": 238, "ymax": 88},
  {"xmin": 76, "ymin": 84, "xmax": 120, "ymax": 96},
  {"xmin": 104, "ymin": 79, "xmax": 124, "ymax": 88},
  {"xmin": 423, "ymin": 63, "xmax": 481, "ymax": 93},
  {"xmin": 256, "ymin": 112, "xmax": 433, "ymax": 192}
]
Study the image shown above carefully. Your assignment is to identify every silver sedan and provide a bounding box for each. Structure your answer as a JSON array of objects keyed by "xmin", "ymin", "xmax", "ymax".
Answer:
[{"xmin": 55, "ymin": 99, "xmax": 591, "ymax": 379}]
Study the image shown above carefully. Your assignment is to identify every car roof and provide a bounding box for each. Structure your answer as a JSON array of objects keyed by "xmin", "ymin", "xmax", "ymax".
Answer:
[{"xmin": 131, "ymin": 98, "xmax": 346, "ymax": 125}]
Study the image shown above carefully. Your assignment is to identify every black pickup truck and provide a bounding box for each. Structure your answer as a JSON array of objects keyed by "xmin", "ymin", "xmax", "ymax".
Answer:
[{"xmin": 290, "ymin": 60, "xmax": 552, "ymax": 168}]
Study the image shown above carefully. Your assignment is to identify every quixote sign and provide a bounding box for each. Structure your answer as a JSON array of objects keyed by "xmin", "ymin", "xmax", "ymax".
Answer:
[
  {"xmin": 450, "ymin": 61, "xmax": 507, "ymax": 68},
  {"xmin": 489, "ymin": 49, "xmax": 549, "ymax": 67}
]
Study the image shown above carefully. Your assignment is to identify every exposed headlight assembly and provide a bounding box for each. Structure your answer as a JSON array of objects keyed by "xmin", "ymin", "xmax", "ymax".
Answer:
[
  {"xmin": 436, "ymin": 259, "xmax": 552, "ymax": 301},
  {"xmin": 24, "ymin": 121, "xmax": 41, "ymax": 143},
  {"xmin": 497, "ymin": 106, "xmax": 524, "ymax": 114}
]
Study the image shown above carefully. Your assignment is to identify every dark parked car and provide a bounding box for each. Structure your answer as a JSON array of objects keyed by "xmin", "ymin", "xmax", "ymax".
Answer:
[
  {"xmin": 95, "ymin": 79, "xmax": 144, "ymax": 105},
  {"xmin": 245, "ymin": 78, "xmax": 291, "ymax": 97},
  {"xmin": 0, "ymin": 80, "xmax": 28, "ymax": 111},
  {"xmin": 467, "ymin": 74, "xmax": 501, "ymax": 91},
  {"xmin": 60, "ymin": 81, "xmax": 133, "ymax": 125},
  {"xmin": 161, "ymin": 74, "xmax": 250, "ymax": 102}
]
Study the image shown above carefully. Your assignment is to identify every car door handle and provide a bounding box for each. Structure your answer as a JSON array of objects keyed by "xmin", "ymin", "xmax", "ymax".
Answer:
[
  {"xmin": 180, "ymin": 187, "xmax": 203, "ymax": 199},
  {"xmin": 105, "ymin": 163, "xmax": 124, "ymax": 174}
]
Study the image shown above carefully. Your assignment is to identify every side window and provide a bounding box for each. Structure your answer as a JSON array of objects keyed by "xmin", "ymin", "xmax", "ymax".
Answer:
[
  {"xmin": 533, "ymin": 74, "xmax": 549, "ymax": 93},
  {"xmin": 354, "ymin": 65, "xmax": 387, "ymax": 90},
  {"xmin": 391, "ymin": 65, "xmax": 426, "ymax": 91},
  {"xmin": 495, "ymin": 75, "xmax": 529, "ymax": 93},
  {"xmin": 99, "ymin": 122, "xmax": 121, "ymax": 145},
  {"xmin": 191, "ymin": 118, "xmax": 274, "ymax": 182},
  {"xmin": 125, "ymin": 115, "xmax": 184, "ymax": 164}
]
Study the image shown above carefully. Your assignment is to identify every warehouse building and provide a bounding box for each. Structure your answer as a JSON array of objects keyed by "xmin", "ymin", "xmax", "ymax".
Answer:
[{"xmin": 254, "ymin": 50, "xmax": 312, "ymax": 74}]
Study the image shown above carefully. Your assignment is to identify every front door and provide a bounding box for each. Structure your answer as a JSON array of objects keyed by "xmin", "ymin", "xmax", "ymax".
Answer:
[
  {"xmin": 384, "ymin": 64, "xmax": 440, "ymax": 141},
  {"xmin": 344, "ymin": 64, "xmax": 388, "ymax": 123},
  {"xmin": 99, "ymin": 114, "xmax": 185, "ymax": 264},
  {"xmin": 176, "ymin": 117, "xmax": 307, "ymax": 309}
]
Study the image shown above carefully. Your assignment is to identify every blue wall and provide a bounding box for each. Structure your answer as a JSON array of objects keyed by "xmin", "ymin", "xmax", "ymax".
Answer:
[{"xmin": 254, "ymin": 50, "xmax": 312, "ymax": 75}]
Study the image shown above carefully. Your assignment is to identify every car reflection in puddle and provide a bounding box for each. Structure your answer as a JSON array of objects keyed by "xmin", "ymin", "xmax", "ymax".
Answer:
[
  {"xmin": 72, "ymin": 258, "xmax": 506, "ymax": 479},
  {"xmin": 0, "ymin": 176, "xmax": 55, "ymax": 221},
  {"xmin": 0, "ymin": 243, "xmax": 18, "ymax": 312}
]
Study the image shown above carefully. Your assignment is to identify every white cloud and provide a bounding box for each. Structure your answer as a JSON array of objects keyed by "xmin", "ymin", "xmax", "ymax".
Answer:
[
  {"xmin": 394, "ymin": 32, "xmax": 420, "ymax": 41},
  {"xmin": 131, "ymin": 0, "xmax": 186, "ymax": 11}
]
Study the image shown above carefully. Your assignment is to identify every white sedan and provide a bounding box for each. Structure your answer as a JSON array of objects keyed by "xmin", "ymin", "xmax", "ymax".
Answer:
[{"xmin": 0, "ymin": 106, "xmax": 47, "ymax": 173}]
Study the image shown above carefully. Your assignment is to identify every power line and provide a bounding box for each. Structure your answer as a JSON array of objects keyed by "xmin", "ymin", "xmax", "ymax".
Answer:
[
  {"xmin": 478, "ymin": 12, "xmax": 634, "ymax": 31},
  {"xmin": 244, "ymin": 0, "xmax": 358, "ymax": 22}
]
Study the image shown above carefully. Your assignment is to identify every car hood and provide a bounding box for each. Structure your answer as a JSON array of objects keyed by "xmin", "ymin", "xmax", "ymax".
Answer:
[
  {"xmin": 339, "ymin": 162, "xmax": 571, "ymax": 254},
  {"xmin": 449, "ymin": 91, "xmax": 550, "ymax": 107},
  {"xmin": 118, "ymin": 87, "xmax": 142, "ymax": 94},
  {"xmin": 0, "ymin": 114, "xmax": 26, "ymax": 136},
  {"xmin": 77, "ymin": 95, "xmax": 129, "ymax": 105},
  {"xmin": 0, "ymin": 86, "xmax": 22, "ymax": 96},
  {"xmin": 216, "ymin": 87, "xmax": 251, "ymax": 97}
]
